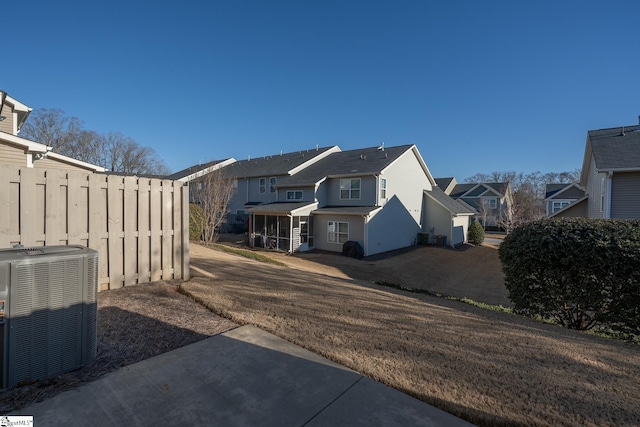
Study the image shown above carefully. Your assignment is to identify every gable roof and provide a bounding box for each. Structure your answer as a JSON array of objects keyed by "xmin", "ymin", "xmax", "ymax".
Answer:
[
  {"xmin": 222, "ymin": 146, "xmax": 340, "ymax": 179},
  {"xmin": 166, "ymin": 158, "xmax": 235, "ymax": 182},
  {"xmin": 544, "ymin": 183, "xmax": 585, "ymax": 200},
  {"xmin": 434, "ymin": 177, "xmax": 457, "ymax": 195},
  {"xmin": 423, "ymin": 188, "xmax": 476, "ymax": 216},
  {"xmin": 0, "ymin": 131, "xmax": 106, "ymax": 172},
  {"xmin": 278, "ymin": 144, "xmax": 434, "ymax": 187},
  {"xmin": 1, "ymin": 92, "xmax": 32, "ymax": 133},
  {"xmin": 581, "ymin": 124, "xmax": 640, "ymax": 186},
  {"xmin": 447, "ymin": 182, "xmax": 509, "ymax": 199}
]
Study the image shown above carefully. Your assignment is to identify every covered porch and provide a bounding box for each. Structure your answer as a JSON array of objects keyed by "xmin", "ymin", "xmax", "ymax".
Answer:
[{"xmin": 247, "ymin": 202, "xmax": 318, "ymax": 253}]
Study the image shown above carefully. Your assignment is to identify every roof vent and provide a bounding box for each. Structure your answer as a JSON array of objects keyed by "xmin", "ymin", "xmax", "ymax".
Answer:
[
  {"xmin": 378, "ymin": 141, "xmax": 385, "ymax": 151},
  {"xmin": 248, "ymin": 155, "xmax": 251, "ymax": 161}
]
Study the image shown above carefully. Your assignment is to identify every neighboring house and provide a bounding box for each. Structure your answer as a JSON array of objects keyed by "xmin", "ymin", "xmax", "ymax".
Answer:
[
  {"xmin": 544, "ymin": 183, "xmax": 587, "ymax": 218},
  {"xmin": 247, "ymin": 144, "xmax": 472, "ymax": 256},
  {"xmin": 436, "ymin": 177, "xmax": 512, "ymax": 229},
  {"xmin": 176, "ymin": 146, "xmax": 340, "ymax": 233},
  {"xmin": 422, "ymin": 186, "xmax": 476, "ymax": 247},
  {"xmin": 576, "ymin": 122, "xmax": 640, "ymax": 219},
  {"xmin": 166, "ymin": 158, "xmax": 236, "ymax": 183},
  {"xmin": 0, "ymin": 92, "xmax": 106, "ymax": 173}
]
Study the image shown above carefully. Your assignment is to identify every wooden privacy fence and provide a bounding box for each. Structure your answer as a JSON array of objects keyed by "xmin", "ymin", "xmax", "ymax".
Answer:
[{"xmin": 0, "ymin": 165, "xmax": 190, "ymax": 291}]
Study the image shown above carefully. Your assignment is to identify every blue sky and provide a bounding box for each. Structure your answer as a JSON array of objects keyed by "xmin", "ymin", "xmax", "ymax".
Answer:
[{"xmin": 3, "ymin": 1, "xmax": 639, "ymax": 180}]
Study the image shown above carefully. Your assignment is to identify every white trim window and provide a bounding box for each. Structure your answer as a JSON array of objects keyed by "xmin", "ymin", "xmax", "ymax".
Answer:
[
  {"xmin": 340, "ymin": 178, "xmax": 361, "ymax": 200},
  {"xmin": 483, "ymin": 197, "xmax": 497, "ymax": 209},
  {"xmin": 259, "ymin": 177, "xmax": 266, "ymax": 194},
  {"xmin": 380, "ymin": 178, "xmax": 387, "ymax": 199},
  {"xmin": 552, "ymin": 201, "xmax": 571, "ymax": 213},
  {"xmin": 286, "ymin": 190, "xmax": 303, "ymax": 201},
  {"xmin": 328, "ymin": 221, "xmax": 349, "ymax": 244},
  {"xmin": 269, "ymin": 177, "xmax": 277, "ymax": 193}
]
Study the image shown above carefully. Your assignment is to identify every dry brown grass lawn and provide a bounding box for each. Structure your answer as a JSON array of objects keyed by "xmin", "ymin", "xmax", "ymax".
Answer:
[{"xmin": 184, "ymin": 243, "xmax": 640, "ymax": 427}]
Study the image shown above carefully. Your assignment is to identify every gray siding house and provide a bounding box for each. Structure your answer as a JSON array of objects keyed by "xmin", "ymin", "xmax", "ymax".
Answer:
[
  {"xmin": 249, "ymin": 144, "xmax": 472, "ymax": 256},
  {"xmin": 544, "ymin": 183, "xmax": 587, "ymax": 218},
  {"xmin": 578, "ymin": 123, "xmax": 640, "ymax": 219},
  {"xmin": 436, "ymin": 177, "xmax": 512, "ymax": 229}
]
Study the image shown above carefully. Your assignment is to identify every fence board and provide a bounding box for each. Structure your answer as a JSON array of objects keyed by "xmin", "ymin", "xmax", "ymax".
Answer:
[
  {"xmin": 19, "ymin": 168, "xmax": 38, "ymax": 246},
  {"xmin": 0, "ymin": 166, "xmax": 13, "ymax": 248},
  {"xmin": 44, "ymin": 169, "xmax": 62, "ymax": 246},
  {"xmin": 162, "ymin": 180, "xmax": 173, "ymax": 279},
  {"xmin": 0, "ymin": 165, "xmax": 188, "ymax": 290},
  {"xmin": 138, "ymin": 178, "xmax": 151, "ymax": 284},
  {"xmin": 124, "ymin": 176, "xmax": 138, "ymax": 285}
]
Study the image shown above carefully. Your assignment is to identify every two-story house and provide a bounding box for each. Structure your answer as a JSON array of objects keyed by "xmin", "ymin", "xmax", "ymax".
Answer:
[
  {"xmin": 572, "ymin": 122, "xmax": 640, "ymax": 219},
  {"xmin": 544, "ymin": 183, "xmax": 587, "ymax": 217},
  {"xmin": 0, "ymin": 91, "xmax": 106, "ymax": 173},
  {"xmin": 247, "ymin": 144, "xmax": 474, "ymax": 256},
  {"xmin": 435, "ymin": 177, "xmax": 512, "ymax": 230}
]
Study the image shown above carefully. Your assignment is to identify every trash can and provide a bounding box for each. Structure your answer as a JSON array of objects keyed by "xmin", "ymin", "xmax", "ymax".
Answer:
[
  {"xmin": 417, "ymin": 232, "xmax": 429, "ymax": 245},
  {"xmin": 435, "ymin": 235, "xmax": 447, "ymax": 247}
]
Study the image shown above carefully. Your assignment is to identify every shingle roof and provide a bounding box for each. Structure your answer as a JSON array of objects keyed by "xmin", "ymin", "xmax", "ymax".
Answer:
[
  {"xmin": 165, "ymin": 159, "xmax": 225, "ymax": 180},
  {"xmin": 587, "ymin": 125, "xmax": 640, "ymax": 170},
  {"xmin": 278, "ymin": 144, "xmax": 414, "ymax": 187},
  {"xmin": 424, "ymin": 188, "xmax": 476, "ymax": 215},
  {"xmin": 449, "ymin": 182, "xmax": 508, "ymax": 198},
  {"xmin": 545, "ymin": 183, "xmax": 570, "ymax": 199},
  {"xmin": 448, "ymin": 183, "xmax": 476, "ymax": 198},
  {"xmin": 223, "ymin": 146, "xmax": 338, "ymax": 178}
]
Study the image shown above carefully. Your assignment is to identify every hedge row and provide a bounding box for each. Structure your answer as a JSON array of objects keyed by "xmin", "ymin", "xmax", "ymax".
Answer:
[{"xmin": 498, "ymin": 218, "xmax": 640, "ymax": 337}]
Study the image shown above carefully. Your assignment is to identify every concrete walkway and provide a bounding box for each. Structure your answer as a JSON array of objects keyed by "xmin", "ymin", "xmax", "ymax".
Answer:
[{"xmin": 15, "ymin": 325, "xmax": 473, "ymax": 426}]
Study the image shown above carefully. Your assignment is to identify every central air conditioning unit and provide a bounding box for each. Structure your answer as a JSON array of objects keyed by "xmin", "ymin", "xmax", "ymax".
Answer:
[{"xmin": 0, "ymin": 245, "xmax": 99, "ymax": 389}]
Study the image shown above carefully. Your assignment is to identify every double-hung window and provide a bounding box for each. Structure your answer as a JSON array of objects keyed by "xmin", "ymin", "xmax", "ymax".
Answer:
[
  {"xmin": 340, "ymin": 178, "xmax": 361, "ymax": 200},
  {"xmin": 328, "ymin": 221, "xmax": 349, "ymax": 244},
  {"xmin": 484, "ymin": 197, "xmax": 497, "ymax": 209},
  {"xmin": 380, "ymin": 178, "xmax": 387, "ymax": 199},
  {"xmin": 269, "ymin": 177, "xmax": 277, "ymax": 193},
  {"xmin": 287, "ymin": 190, "xmax": 303, "ymax": 201},
  {"xmin": 259, "ymin": 177, "xmax": 266, "ymax": 194},
  {"xmin": 552, "ymin": 201, "xmax": 570, "ymax": 213}
]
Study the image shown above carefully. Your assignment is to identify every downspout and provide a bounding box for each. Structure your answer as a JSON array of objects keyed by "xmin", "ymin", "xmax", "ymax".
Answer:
[
  {"xmin": 288, "ymin": 213, "xmax": 293, "ymax": 253},
  {"xmin": 363, "ymin": 214, "xmax": 368, "ymax": 257},
  {"xmin": 606, "ymin": 171, "xmax": 613, "ymax": 219}
]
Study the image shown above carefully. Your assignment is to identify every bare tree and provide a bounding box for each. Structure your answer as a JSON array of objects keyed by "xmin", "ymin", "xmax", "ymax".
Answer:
[
  {"xmin": 467, "ymin": 169, "xmax": 579, "ymax": 229},
  {"xmin": 20, "ymin": 108, "xmax": 170, "ymax": 175},
  {"xmin": 102, "ymin": 132, "xmax": 170, "ymax": 175},
  {"xmin": 20, "ymin": 108, "xmax": 83, "ymax": 152},
  {"xmin": 191, "ymin": 167, "xmax": 236, "ymax": 245}
]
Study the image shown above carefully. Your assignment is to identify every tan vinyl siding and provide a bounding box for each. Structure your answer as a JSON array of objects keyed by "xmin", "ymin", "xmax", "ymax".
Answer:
[
  {"xmin": 610, "ymin": 172, "xmax": 640, "ymax": 219},
  {"xmin": 585, "ymin": 157, "xmax": 606, "ymax": 218},
  {"xmin": 0, "ymin": 105, "xmax": 15, "ymax": 135},
  {"xmin": 0, "ymin": 142, "xmax": 28, "ymax": 167}
]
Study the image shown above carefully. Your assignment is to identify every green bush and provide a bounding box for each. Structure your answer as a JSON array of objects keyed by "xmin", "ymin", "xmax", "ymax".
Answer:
[
  {"xmin": 498, "ymin": 218, "xmax": 640, "ymax": 336},
  {"xmin": 468, "ymin": 220, "xmax": 485, "ymax": 245},
  {"xmin": 189, "ymin": 203, "xmax": 205, "ymax": 241}
]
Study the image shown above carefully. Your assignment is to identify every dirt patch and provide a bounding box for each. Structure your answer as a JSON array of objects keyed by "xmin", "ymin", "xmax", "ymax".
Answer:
[
  {"xmin": 0, "ymin": 281, "xmax": 237, "ymax": 413},
  {"xmin": 184, "ymin": 243, "xmax": 640, "ymax": 427}
]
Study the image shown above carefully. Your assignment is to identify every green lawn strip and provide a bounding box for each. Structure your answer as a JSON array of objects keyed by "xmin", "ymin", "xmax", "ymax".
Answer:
[{"xmin": 210, "ymin": 243, "xmax": 288, "ymax": 267}]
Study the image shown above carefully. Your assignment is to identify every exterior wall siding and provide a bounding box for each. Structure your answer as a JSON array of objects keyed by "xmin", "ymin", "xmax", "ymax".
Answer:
[
  {"xmin": 610, "ymin": 172, "xmax": 640, "ymax": 219},
  {"xmin": 34, "ymin": 157, "xmax": 92, "ymax": 172},
  {"xmin": 585, "ymin": 157, "xmax": 606, "ymax": 218},
  {"xmin": 381, "ymin": 150, "xmax": 433, "ymax": 226},
  {"xmin": 324, "ymin": 175, "xmax": 377, "ymax": 206},
  {"xmin": 0, "ymin": 105, "xmax": 16, "ymax": 135},
  {"xmin": 313, "ymin": 214, "xmax": 365, "ymax": 253},
  {"xmin": 0, "ymin": 142, "xmax": 28, "ymax": 167}
]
